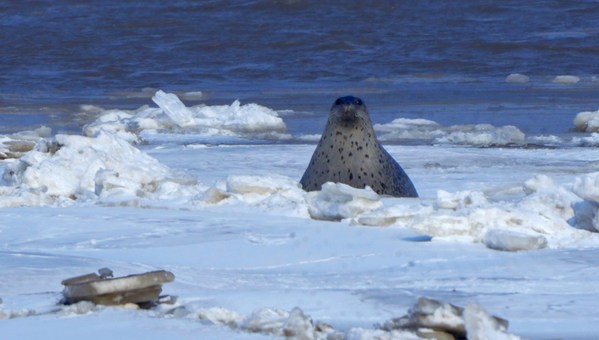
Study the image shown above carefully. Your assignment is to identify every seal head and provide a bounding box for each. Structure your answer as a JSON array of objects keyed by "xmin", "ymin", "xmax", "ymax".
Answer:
[{"xmin": 300, "ymin": 96, "xmax": 418, "ymax": 197}]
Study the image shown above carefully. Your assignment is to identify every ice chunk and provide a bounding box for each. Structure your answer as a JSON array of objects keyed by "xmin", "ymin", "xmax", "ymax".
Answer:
[
  {"xmin": 85, "ymin": 90, "xmax": 287, "ymax": 143},
  {"xmin": 226, "ymin": 175, "xmax": 300, "ymax": 195},
  {"xmin": 437, "ymin": 125, "xmax": 525, "ymax": 146},
  {"xmin": 483, "ymin": 229, "xmax": 548, "ymax": 251},
  {"xmin": 0, "ymin": 126, "xmax": 52, "ymax": 159},
  {"xmin": 1, "ymin": 131, "xmax": 174, "ymax": 206},
  {"xmin": 199, "ymin": 175, "xmax": 309, "ymax": 217},
  {"xmin": 573, "ymin": 109, "xmax": 599, "ymax": 132},
  {"xmin": 552, "ymin": 75, "xmax": 580, "ymax": 84},
  {"xmin": 464, "ymin": 303, "xmax": 521, "ymax": 340},
  {"xmin": 573, "ymin": 172, "xmax": 599, "ymax": 203},
  {"xmin": 378, "ymin": 297, "xmax": 515, "ymax": 339},
  {"xmin": 523, "ymin": 174, "xmax": 555, "ymax": 194},
  {"xmin": 281, "ymin": 307, "xmax": 316, "ymax": 339},
  {"xmin": 375, "ymin": 120, "xmax": 526, "ymax": 147},
  {"xmin": 408, "ymin": 175, "xmax": 590, "ymax": 248},
  {"xmin": 243, "ymin": 308, "xmax": 290, "ymax": 335},
  {"xmin": 306, "ymin": 182, "xmax": 382, "ymax": 221},
  {"xmin": 437, "ymin": 190, "xmax": 488, "ymax": 210},
  {"xmin": 356, "ymin": 201, "xmax": 434, "ymax": 227},
  {"xmin": 196, "ymin": 307, "xmax": 244, "ymax": 328},
  {"xmin": 505, "ymin": 73, "xmax": 529, "ymax": 84},
  {"xmin": 152, "ymin": 90, "xmax": 195, "ymax": 127}
]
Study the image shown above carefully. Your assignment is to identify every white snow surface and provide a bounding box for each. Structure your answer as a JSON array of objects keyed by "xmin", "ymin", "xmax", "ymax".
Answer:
[{"xmin": 2, "ymin": 105, "xmax": 599, "ymax": 338}]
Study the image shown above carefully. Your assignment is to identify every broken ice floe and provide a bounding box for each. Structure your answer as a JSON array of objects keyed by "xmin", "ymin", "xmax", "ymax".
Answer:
[
  {"xmin": 184, "ymin": 297, "xmax": 518, "ymax": 340},
  {"xmin": 552, "ymin": 75, "xmax": 580, "ymax": 84},
  {"xmin": 403, "ymin": 175, "xmax": 591, "ymax": 250},
  {"xmin": 378, "ymin": 297, "xmax": 519, "ymax": 340},
  {"xmin": 374, "ymin": 119, "xmax": 526, "ymax": 147},
  {"xmin": 573, "ymin": 109, "xmax": 599, "ymax": 133},
  {"xmin": 505, "ymin": 73, "xmax": 530, "ymax": 84},
  {"xmin": 0, "ymin": 126, "xmax": 52, "ymax": 160},
  {"xmin": 0, "ymin": 127, "xmax": 597, "ymax": 250},
  {"xmin": 306, "ymin": 182, "xmax": 383, "ymax": 221},
  {"xmin": 1, "ymin": 131, "xmax": 197, "ymax": 207},
  {"xmin": 83, "ymin": 90, "xmax": 289, "ymax": 144}
]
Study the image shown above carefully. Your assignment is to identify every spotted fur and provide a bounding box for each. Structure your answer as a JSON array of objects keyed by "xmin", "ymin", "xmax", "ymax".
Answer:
[{"xmin": 300, "ymin": 96, "xmax": 418, "ymax": 197}]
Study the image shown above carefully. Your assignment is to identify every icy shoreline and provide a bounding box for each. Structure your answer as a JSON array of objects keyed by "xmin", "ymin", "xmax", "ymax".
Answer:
[
  {"xmin": 2, "ymin": 120, "xmax": 598, "ymax": 252},
  {"xmin": 2, "ymin": 90, "xmax": 599, "ymax": 338}
]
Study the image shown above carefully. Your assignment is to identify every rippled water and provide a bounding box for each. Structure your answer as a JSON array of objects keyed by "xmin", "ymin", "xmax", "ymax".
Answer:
[{"xmin": 1, "ymin": 1, "xmax": 599, "ymax": 135}]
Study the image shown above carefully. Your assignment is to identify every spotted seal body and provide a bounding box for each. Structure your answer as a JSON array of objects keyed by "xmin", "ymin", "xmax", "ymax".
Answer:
[{"xmin": 300, "ymin": 96, "xmax": 418, "ymax": 197}]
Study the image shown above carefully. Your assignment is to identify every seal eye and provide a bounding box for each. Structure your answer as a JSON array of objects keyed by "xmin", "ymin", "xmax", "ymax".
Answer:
[
  {"xmin": 335, "ymin": 98, "xmax": 343, "ymax": 106},
  {"xmin": 355, "ymin": 98, "xmax": 363, "ymax": 106}
]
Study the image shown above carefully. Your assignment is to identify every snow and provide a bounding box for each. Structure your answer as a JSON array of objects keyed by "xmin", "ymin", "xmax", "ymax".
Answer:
[{"xmin": 3, "ymin": 95, "xmax": 599, "ymax": 338}]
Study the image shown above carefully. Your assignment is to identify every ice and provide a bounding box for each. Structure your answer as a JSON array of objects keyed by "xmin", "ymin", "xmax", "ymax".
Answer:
[
  {"xmin": 505, "ymin": 73, "xmax": 529, "ymax": 83},
  {"xmin": 573, "ymin": 109, "xmax": 599, "ymax": 132},
  {"xmin": 572, "ymin": 172, "xmax": 599, "ymax": 231},
  {"xmin": 552, "ymin": 75, "xmax": 580, "ymax": 84},
  {"xmin": 83, "ymin": 90, "xmax": 288, "ymax": 143},
  {"xmin": 573, "ymin": 172, "xmax": 599, "ymax": 203},
  {"xmin": 374, "ymin": 119, "xmax": 526, "ymax": 147},
  {"xmin": 572, "ymin": 132, "xmax": 599, "ymax": 146},
  {"xmin": 399, "ymin": 175, "xmax": 592, "ymax": 249},
  {"xmin": 306, "ymin": 182, "xmax": 383, "ymax": 221},
  {"xmin": 0, "ymin": 131, "xmax": 184, "ymax": 207},
  {"xmin": 436, "ymin": 190, "xmax": 488, "ymax": 209},
  {"xmin": 196, "ymin": 307, "xmax": 244, "ymax": 328},
  {"xmin": 483, "ymin": 229, "xmax": 547, "ymax": 252},
  {"xmin": 199, "ymin": 175, "xmax": 309, "ymax": 217},
  {"xmin": 0, "ymin": 126, "xmax": 52, "ymax": 159},
  {"xmin": 152, "ymin": 90, "xmax": 195, "ymax": 127},
  {"xmin": 376, "ymin": 297, "xmax": 518, "ymax": 339},
  {"xmin": 464, "ymin": 304, "xmax": 521, "ymax": 340},
  {"xmin": 192, "ymin": 306, "xmax": 340, "ymax": 339},
  {"xmin": 3, "ymin": 118, "xmax": 599, "ymax": 338}
]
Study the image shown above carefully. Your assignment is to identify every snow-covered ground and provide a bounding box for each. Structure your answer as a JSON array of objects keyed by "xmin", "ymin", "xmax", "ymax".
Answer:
[{"xmin": 2, "ymin": 91, "xmax": 599, "ymax": 339}]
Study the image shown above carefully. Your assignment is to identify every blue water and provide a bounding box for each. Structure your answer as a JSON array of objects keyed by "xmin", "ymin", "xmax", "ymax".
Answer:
[{"xmin": 1, "ymin": 1, "xmax": 598, "ymax": 136}]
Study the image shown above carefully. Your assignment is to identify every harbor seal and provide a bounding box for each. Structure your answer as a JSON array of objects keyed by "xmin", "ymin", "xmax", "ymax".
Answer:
[{"xmin": 300, "ymin": 96, "xmax": 418, "ymax": 197}]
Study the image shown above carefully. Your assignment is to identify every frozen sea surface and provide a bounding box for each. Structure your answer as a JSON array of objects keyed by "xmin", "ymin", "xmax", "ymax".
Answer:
[
  {"xmin": 2, "ymin": 93, "xmax": 599, "ymax": 338},
  {"xmin": 3, "ymin": 1, "xmax": 599, "ymax": 338}
]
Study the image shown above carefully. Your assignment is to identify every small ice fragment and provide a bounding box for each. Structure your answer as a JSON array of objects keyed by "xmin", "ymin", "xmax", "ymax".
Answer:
[
  {"xmin": 152, "ymin": 90, "xmax": 195, "ymax": 127},
  {"xmin": 483, "ymin": 229, "xmax": 547, "ymax": 251},
  {"xmin": 180, "ymin": 91, "xmax": 205, "ymax": 100},
  {"xmin": 552, "ymin": 75, "xmax": 580, "ymax": 84},
  {"xmin": 573, "ymin": 172, "xmax": 599, "ymax": 203},
  {"xmin": 282, "ymin": 307, "xmax": 315, "ymax": 339},
  {"xmin": 573, "ymin": 109, "xmax": 599, "ymax": 132},
  {"xmin": 464, "ymin": 303, "xmax": 520, "ymax": 340},
  {"xmin": 307, "ymin": 182, "xmax": 382, "ymax": 221},
  {"xmin": 505, "ymin": 73, "xmax": 529, "ymax": 83},
  {"xmin": 197, "ymin": 307, "xmax": 244, "ymax": 328},
  {"xmin": 437, "ymin": 190, "xmax": 488, "ymax": 209},
  {"xmin": 523, "ymin": 174, "xmax": 554, "ymax": 194}
]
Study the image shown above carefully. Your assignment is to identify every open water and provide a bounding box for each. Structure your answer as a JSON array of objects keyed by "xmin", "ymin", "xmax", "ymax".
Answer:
[{"xmin": 1, "ymin": 0, "xmax": 599, "ymax": 136}]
